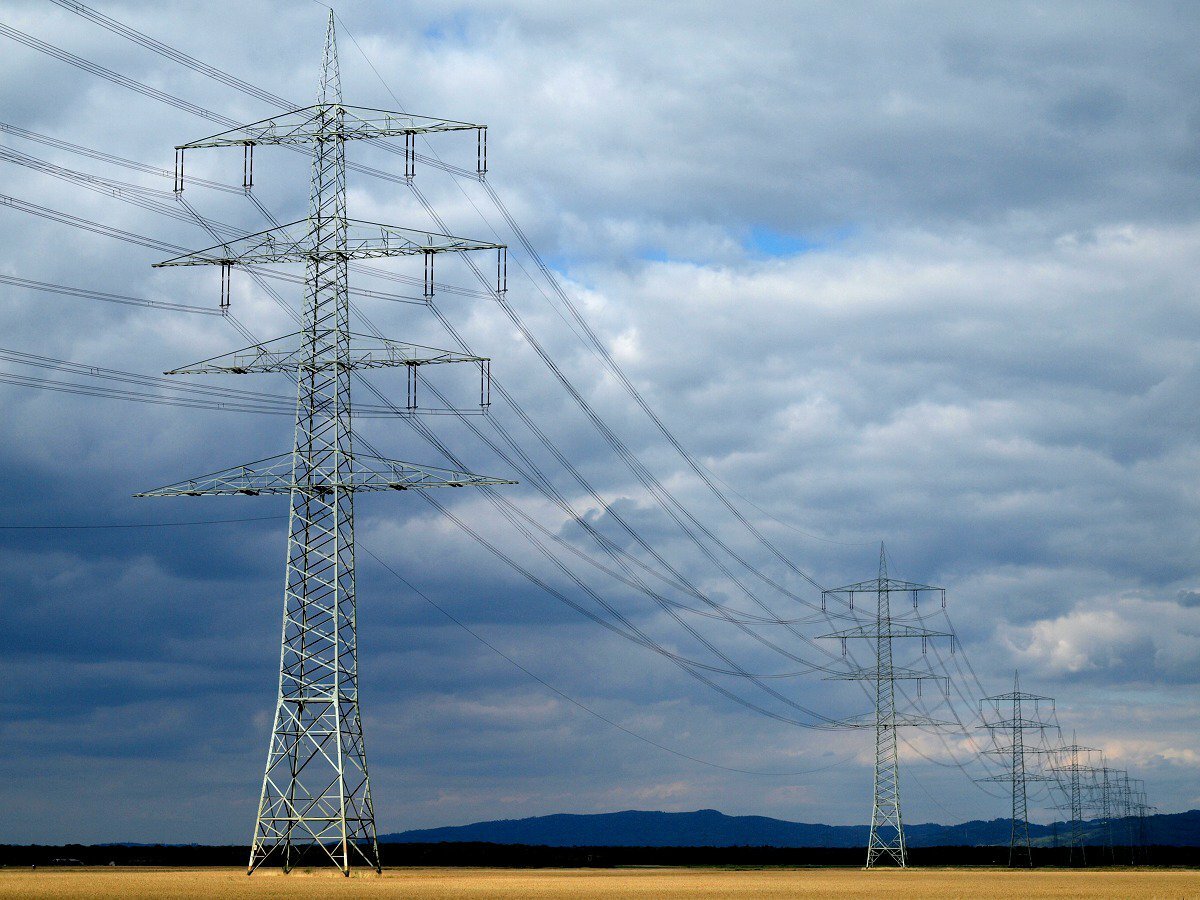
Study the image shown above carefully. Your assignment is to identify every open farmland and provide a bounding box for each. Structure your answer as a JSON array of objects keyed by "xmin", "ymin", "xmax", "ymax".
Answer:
[{"xmin": 0, "ymin": 867, "xmax": 1197, "ymax": 899}]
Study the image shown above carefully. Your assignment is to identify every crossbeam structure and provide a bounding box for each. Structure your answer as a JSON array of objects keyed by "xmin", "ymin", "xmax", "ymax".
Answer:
[
  {"xmin": 137, "ymin": 13, "xmax": 513, "ymax": 875},
  {"xmin": 978, "ymin": 673, "xmax": 1055, "ymax": 867},
  {"xmin": 818, "ymin": 544, "xmax": 949, "ymax": 868},
  {"xmin": 154, "ymin": 219, "xmax": 506, "ymax": 268},
  {"xmin": 165, "ymin": 333, "xmax": 486, "ymax": 375}
]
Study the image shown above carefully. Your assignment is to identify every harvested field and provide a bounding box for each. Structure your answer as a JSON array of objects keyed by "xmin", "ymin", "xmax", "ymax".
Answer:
[{"xmin": 0, "ymin": 866, "xmax": 1197, "ymax": 899}]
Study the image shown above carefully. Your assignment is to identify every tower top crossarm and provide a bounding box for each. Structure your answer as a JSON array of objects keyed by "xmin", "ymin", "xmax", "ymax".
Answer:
[
  {"xmin": 170, "ymin": 11, "xmax": 490, "ymax": 195},
  {"xmin": 822, "ymin": 577, "xmax": 944, "ymax": 595},
  {"xmin": 979, "ymin": 671, "xmax": 1054, "ymax": 724},
  {"xmin": 176, "ymin": 105, "xmax": 484, "ymax": 150},
  {"xmin": 985, "ymin": 691, "xmax": 1054, "ymax": 702},
  {"xmin": 820, "ymin": 545, "xmax": 947, "ymax": 611}
]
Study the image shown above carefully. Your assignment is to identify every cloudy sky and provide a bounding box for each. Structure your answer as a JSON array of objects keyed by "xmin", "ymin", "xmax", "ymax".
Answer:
[{"xmin": 1, "ymin": 0, "xmax": 1198, "ymax": 844}]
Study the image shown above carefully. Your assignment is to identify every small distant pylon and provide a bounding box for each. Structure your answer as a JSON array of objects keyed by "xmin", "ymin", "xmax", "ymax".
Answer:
[
  {"xmin": 1083, "ymin": 759, "xmax": 1119, "ymax": 864},
  {"xmin": 977, "ymin": 672, "xmax": 1055, "ymax": 867},
  {"xmin": 818, "ymin": 543, "xmax": 951, "ymax": 868},
  {"xmin": 1113, "ymin": 770, "xmax": 1137, "ymax": 864},
  {"xmin": 1048, "ymin": 732, "xmax": 1097, "ymax": 865}
]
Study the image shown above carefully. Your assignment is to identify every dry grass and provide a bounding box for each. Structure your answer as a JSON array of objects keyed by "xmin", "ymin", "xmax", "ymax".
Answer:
[{"xmin": 1, "ymin": 866, "xmax": 1197, "ymax": 899}]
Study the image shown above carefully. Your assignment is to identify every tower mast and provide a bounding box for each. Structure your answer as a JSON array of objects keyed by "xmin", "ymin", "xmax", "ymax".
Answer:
[
  {"xmin": 819, "ymin": 544, "xmax": 951, "ymax": 867},
  {"xmin": 978, "ymin": 672, "xmax": 1055, "ymax": 867},
  {"xmin": 138, "ymin": 13, "xmax": 513, "ymax": 874},
  {"xmin": 1048, "ymin": 732, "xmax": 1097, "ymax": 865}
]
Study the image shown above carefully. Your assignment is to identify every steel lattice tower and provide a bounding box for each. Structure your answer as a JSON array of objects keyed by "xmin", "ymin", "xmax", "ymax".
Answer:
[
  {"xmin": 1113, "ymin": 769, "xmax": 1137, "ymax": 863},
  {"xmin": 1087, "ymin": 760, "xmax": 1117, "ymax": 863},
  {"xmin": 137, "ymin": 14, "xmax": 513, "ymax": 874},
  {"xmin": 1048, "ymin": 733, "xmax": 1097, "ymax": 865},
  {"xmin": 818, "ymin": 544, "xmax": 950, "ymax": 868},
  {"xmin": 977, "ymin": 672, "xmax": 1055, "ymax": 867}
]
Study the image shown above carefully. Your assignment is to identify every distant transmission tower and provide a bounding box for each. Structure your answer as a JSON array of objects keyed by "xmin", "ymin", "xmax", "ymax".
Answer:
[
  {"xmin": 977, "ymin": 672, "xmax": 1055, "ymax": 867},
  {"xmin": 1048, "ymin": 732, "xmax": 1097, "ymax": 865},
  {"xmin": 137, "ymin": 14, "xmax": 513, "ymax": 874},
  {"xmin": 1087, "ymin": 759, "xmax": 1118, "ymax": 864},
  {"xmin": 1111, "ymin": 768, "xmax": 1136, "ymax": 864},
  {"xmin": 1132, "ymin": 782, "xmax": 1155, "ymax": 864},
  {"xmin": 818, "ymin": 544, "xmax": 950, "ymax": 868}
]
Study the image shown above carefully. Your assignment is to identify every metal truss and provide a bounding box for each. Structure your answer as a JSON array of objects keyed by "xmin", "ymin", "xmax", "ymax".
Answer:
[
  {"xmin": 977, "ymin": 673, "xmax": 1055, "ymax": 867},
  {"xmin": 177, "ymin": 105, "xmax": 483, "ymax": 149},
  {"xmin": 1048, "ymin": 734, "xmax": 1099, "ymax": 866},
  {"xmin": 138, "ymin": 12, "xmax": 512, "ymax": 875},
  {"xmin": 817, "ymin": 544, "xmax": 949, "ymax": 869},
  {"xmin": 166, "ymin": 332, "xmax": 486, "ymax": 375},
  {"xmin": 154, "ymin": 219, "xmax": 505, "ymax": 267},
  {"xmin": 135, "ymin": 452, "xmax": 513, "ymax": 497}
]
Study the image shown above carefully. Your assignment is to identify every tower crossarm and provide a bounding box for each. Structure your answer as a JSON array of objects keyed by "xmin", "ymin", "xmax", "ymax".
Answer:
[
  {"xmin": 153, "ymin": 219, "xmax": 504, "ymax": 267},
  {"xmin": 981, "ymin": 690, "xmax": 1053, "ymax": 703},
  {"xmin": 822, "ymin": 577, "xmax": 944, "ymax": 594},
  {"xmin": 977, "ymin": 717, "xmax": 1056, "ymax": 731},
  {"xmin": 983, "ymin": 745, "xmax": 1057, "ymax": 758},
  {"xmin": 177, "ymin": 104, "xmax": 483, "ymax": 150},
  {"xmin": 166, "ymin": 332, "xmax": 487, "ymax": 375},
  {"xmin": 825, "ymin": 665, "xmax": 947, "ymax": 684},
  {"xmin": 977, "ymin": 772, "xmax": 1058, "ymax": 783},
  {"xmin": 817, "ymin": 622, "xmax": 951, "ymax": 640},
  {"xmin": 135, "ymin": 452, "xmax": 516, "ymax": 497},
  {"xmin": 829, "ymin": 712, "xmax": 951, "ymax": 729}
]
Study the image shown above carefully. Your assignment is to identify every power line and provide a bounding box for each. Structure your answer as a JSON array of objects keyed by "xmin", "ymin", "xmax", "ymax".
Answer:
[
  {"xmin": 0, "ymin": 514, "xmax": 286, "ymax": 529},
  {"xmin": 362, "ymin": 542, "xmax": 853, "ymax": 777},
  {"xmin": 0, "ymin": 273, "xmax": 220, "ymax": 315}
]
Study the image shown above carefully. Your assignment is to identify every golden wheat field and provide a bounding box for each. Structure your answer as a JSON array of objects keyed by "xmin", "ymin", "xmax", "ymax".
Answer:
[{"xmin": 0, "ymin": 866, "xmax": 1197, "ymax": 899}]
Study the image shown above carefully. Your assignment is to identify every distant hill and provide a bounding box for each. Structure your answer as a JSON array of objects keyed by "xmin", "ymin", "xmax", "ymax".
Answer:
[{"xmin": 380, "ymin": 808, "xmax": 1200, "ymax": 848}]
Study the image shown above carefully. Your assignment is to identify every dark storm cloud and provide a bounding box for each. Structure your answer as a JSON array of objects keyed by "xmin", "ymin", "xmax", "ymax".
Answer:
[{"xmin": 1, "ymin": 0, "xmax": 1199, "ymax": 842}]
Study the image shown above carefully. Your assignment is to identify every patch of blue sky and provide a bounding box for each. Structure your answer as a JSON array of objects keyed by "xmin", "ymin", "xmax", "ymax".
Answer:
[
  {"xmin": 636, "ymin": 225, "xmax": 858, "ymax": 266},
  {"xmin": 422, "ymin": 14, "xmax": 472, "ymax": 45},
  {"xmin": 638, "ymin": 248, "xmax": 672, "ymax": 263},
  {"xmin": 745, "ymin": 224, "xmax": 858, "ymax": 258}
]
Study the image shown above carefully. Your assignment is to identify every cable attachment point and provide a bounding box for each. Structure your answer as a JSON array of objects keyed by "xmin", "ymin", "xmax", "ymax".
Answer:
[
  {"xmin": 423, "ymin": 250, "xmax": 434, "ymax": 300},
  {"xmin": 496, "ymin": 247, "xmax": 507, "ymax": 298},
  {"xmin": 173, "ymin": 148, "xmax": 185, "ymax": 194},
  {"xmin": 404, "ymin": 133, "xmax": 416, "ymax": 180},
  {"xmin": 476, "ymin": 127, "xmax": 487, "ymax": 177},
  {"xmin": 242, "ymin": 143, "xmax": 254, "ymax": 191},
  {"xmin": 219, "ymin": 261, "xmax": 231, "ymax": 311}
]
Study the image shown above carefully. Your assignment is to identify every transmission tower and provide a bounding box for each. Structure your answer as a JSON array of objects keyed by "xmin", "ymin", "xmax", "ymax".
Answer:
[
  {"xmin": 1132, "ymin": 782, "xmax": 1155, "ymax": 864},
  {"xmin": 977, "ymin": 672, "xmax": 1055, "ymax": 867},
  {"xmin": 1111, "ymin": 769, "xmax": 1137, "ymax": 864},
  {"xmin": 818, "ymin": 544, "xmax": 950, "ymax": 868},
  {"xmin": 137, "ymin": 14, "xmax": 513, "ymax": 874},
  {"xmin": 1048, "ymin": 732, "xmax": 1097, "ymax": 865},
  {"xmin": 1086, "ymin": 759, "xmax": 1118, "ymax": 863}
]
